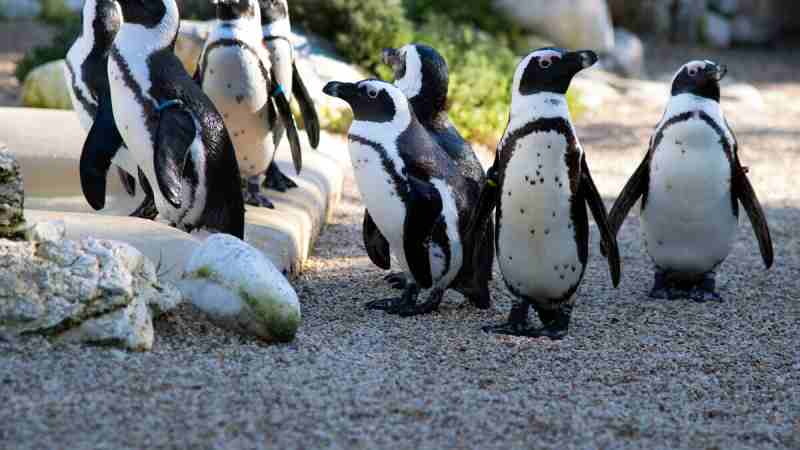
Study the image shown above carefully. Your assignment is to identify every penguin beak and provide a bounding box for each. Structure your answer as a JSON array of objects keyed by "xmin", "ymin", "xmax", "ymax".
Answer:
[
  {"xmin": 382, "ymin": 48, "xmax": 402, "ymax": 68},
  {"xmin": 323, "ymin": 81, "xmax": 357, "ymax": 101},
  {"xmin": 707, "ymin": 64, "xmax": 728, "ymax": 82},
  {"xmin": 566, "ymin": 50, "xmax": 599, "ymax": 71}
]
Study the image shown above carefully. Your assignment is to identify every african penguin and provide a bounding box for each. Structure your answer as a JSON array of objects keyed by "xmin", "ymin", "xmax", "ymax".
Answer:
[
  {"xmin": 195, "ymin": 0, "xmax": 304, "ymax": 208},
  {"xmin": 606, "ymin": 60, "xmax": 773, "ymax": 302},
  {"xmin": 261, "ymin": 0, "xmax": 321, "ymax": 192},
  {"xmin": 364, "ymin": 44, "xmax": 493, "ymax": 292},
  {"xmin": 323, "ymin": 79, "xmax": 493, "ymax": 315},
  {"xmin": 66, "ymin": 0, "xmax": 157, "ymax": 219},
  {"xmin": 472, "ymin": 48, "xmax": 621, "ymax": 340},
  {"xmin": 85, "ymin": 0, "xmax": 245, "ymax": 237}
]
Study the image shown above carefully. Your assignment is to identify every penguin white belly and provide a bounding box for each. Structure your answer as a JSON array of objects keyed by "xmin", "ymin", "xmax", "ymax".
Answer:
[
  {"xmin": 349, "ymin": 141, "xmax": 410, "ymax": 271},
  {"xmin": 202, "ymin": 44, "xmax": 273, "ymax": 178},
  {"xmin": 497, "ymin": 131, "xmax": 583, "ymax": 301},
  {"xmin": 429, "ymin": 179, "xmax": 463, "ymax": 289},
  {"xmin": 642, "ymin": 119, "xmax": 737, "ymax": 274}
]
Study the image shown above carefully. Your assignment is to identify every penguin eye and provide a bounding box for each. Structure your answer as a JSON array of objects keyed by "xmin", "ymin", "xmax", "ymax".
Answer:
[
  {"xmin": 688, "ymin": 67, "xmax": 699, "ymax": 76},
  {"xmin": 539, "ymin": 59, "xmax": 552, "ymax": 69},
  {"xmin": 367, "ymin": 87, "xmax": 379, "ymax": 99}
]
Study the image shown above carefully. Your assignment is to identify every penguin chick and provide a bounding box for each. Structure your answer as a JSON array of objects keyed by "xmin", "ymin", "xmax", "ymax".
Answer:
[
  {"xmin": 261, "ymin": 0, "xmax": 320, "ymax": 193},
  {"xmin": 324, "ymin": 79, "xmax": 493, "ymax": 315},
  {"xmin": 196, "ymin": 0, "xmax": 304, "ymax": 208},
  {"xmin": 606, "ymin": 60, "xmax": 773, "ymax": 302},
  {"xmin": 85, "ymin": 0, "xmax": 245, "ymax": 237},
  {"xmin": 67, "ymin": 0, "xmax": 157, "ymax": 219},
  {"xmin": 472, "ymin": 48, "xmax": 621, "ymax": 340}
]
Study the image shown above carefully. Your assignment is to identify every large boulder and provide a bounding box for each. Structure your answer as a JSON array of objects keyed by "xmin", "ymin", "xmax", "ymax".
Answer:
[
  {"xmin": 603, "ymin": 28, "xmax": 645, "ymax": 78},
  {"xmin": 20, "ymin": 60, "xmax": 73, "ymax": 110},
  {"xmin": 492, "ymin": 0, "xmax": 615, "ymax": 52},
  {"xmin": 179, "ymin": 234, "xmax": 301, "ymax": 343},
  {"xmin": 0, "ymin": 222, "xmax": 182, "ymax": 351},
  {"xmin": 0, "ymin": 144, "xmax": 27, "ymax": 239}
]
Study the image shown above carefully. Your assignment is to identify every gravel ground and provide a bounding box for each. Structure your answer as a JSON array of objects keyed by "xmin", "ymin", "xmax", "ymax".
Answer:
[{"xmin": 1, "ymin": 42, "xmax": 799, "ymax": 449}]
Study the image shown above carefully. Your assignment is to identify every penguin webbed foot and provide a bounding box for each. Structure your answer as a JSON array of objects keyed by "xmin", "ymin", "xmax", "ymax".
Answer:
[
  {"xmin": 395, "ymin": 289, "xmax": 444, "ymax": 317},
  {"xmin": 690, "ymin": 273, "xmax": 722, "ymax": 303},
  {"xmin": 649, "ymin": 269, "xmax": 688, "ymax": 300},
  {"xmin": 129, "ymin": 196, "xmax": 158, "ymax": 220},
  {"xmin": 365, "ymin": 283, "xmax": 419, "ymax": 313},
  {"xmin": 483, "ymin": 303, "xmax": 570, "ymax": 340},
  {"xmin": 243, "ymin": 179, "xmax": 275, "ymax": 209},
  {"xmin": 263, "ymin": 164, "xmax": 298, "ymax": 192},
  {"xmin": 383, "ymin": 272, "xmax": 407, "ymax": 290}
]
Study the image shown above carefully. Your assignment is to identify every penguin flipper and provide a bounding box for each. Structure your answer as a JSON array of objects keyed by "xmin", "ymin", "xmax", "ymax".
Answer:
[
  {"xmin": 732, "ymin": 165, "xmax": 774, "ymax": 268},
  {"xmin": 117, "ymin": 167, "xmax": 136, "ymax": 197},
  {"xmin": 607, "ymin": 151, "xmax": 650, "ymax": 237},
  {"xmin": 363, "ymin": 210, "xmax": 391, "ymax": 270},
  {"xmin": 154, "ymin": 104, "xmax": 196, "ymax": 209},
  {"xmin": 468, "ymin": 158, "xmax": 500, "ymax": 237},
  {"xmin": 580, "ymin": 157, "xmax": 621, "ymax": 287},
  {"xmin": 79, "ymin": 90, "xmax": 124, "ymax": 211},
  {"xmin": 292, "ymin": 62, "xmax": 320, "ymax": 149},
  {"xmin": 271, "ymin": 85, "xmax": 303, "ymax": 175},
  {"xmin": 403, "ymin": 176, "xmax": 443, "ymax": 289}
]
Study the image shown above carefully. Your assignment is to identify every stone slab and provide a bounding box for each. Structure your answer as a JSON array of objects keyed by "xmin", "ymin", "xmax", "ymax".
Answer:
[{"xmin": 3, "ymin": 107, "xmax": 347, "ymax": 277}]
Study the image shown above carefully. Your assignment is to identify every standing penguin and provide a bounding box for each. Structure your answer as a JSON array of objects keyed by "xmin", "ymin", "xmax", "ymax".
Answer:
[
  {"xmin": 81, "ymin": 0, "xmax": 245, "ymax": 237},
  {"xmin": 323, "ymin": 79, "xmax": 493, "ymax": 314},
  {"xmin": 606, "ymin": 60, "xmax": 773, "ymax": 301},
  {"xmin": 362, "ymin": 44, "xmax": 493, "ymax": 291},
  {"xmin": 261, "ymin": 0, "xmax": 320, "ymax": 192},
  {"xmin": 472, "ymin": 49, "xmax": 620, "ymax": 339},
  {"xmin": 195, "ymin": 0, "xmax": 305, "ymax": 208},
  {"xmin": 66, "ymin": 0, "xmax": 156, "ymax": 218}
]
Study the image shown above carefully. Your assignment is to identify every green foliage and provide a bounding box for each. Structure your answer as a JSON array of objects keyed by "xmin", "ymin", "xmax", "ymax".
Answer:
[
  {"xmin": 39, "ymin": 0, "xmax": 78, "ymax": 25},
  {"xmin": 15, "ymin": 19, "xmax": 79, "ymax": 83},
  {"xmin": 289, "ymin": 0, "xmax": 414, "ymax": 74},
  {"xmin": 403, "ymin": 0, "xmax": 525, "ymax": 48}
]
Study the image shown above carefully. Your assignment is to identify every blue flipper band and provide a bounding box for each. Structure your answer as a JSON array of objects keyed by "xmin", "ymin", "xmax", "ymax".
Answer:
[
  {"xmin": 156, "ymin": 99, "xmax": 184, "ymax": 112},
  {"xmin": 272, "ymin": 84, "xmax": 285, "ymax": 97}
]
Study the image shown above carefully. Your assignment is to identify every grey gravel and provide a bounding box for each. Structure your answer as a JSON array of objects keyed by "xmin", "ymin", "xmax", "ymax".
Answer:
[{"xmin": 1, "ymin": 44, "xmax": 799, "ymax": 449}]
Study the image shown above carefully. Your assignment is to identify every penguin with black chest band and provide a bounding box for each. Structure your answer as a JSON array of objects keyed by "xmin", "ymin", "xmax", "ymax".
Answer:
[
  {"xmin": 195, "ymin": 0, "xmax": 304, "ymax": 208},
  {"xmin": 83, "ymin": 0, "xmax": 245, "ymax": 237},
  {"xmin": 363, "ymin": 44, "xmax": 493, "ymax": 294},
  {"xmin": 261, "ymin": 0, "xmax": 320, "ymax": 192},
  {"xmin": 472, "ymin": 48, "xmax": 621, "ymax": 340},
  {"xmin": 323, "ymin": 79, "xmax": 493, "ymax": 315},
  {"xmin": 606, "ymin": 60, "xmax": 773, "ymax": 302},
  {"xmin": 66, "ymin": 0, "xmax": 157, "ymax": 218}
]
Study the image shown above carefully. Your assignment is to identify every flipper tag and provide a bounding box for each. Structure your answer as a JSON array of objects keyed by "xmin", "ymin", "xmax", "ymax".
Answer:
[{"xmin": 156, "ymin": 99, "xmax": 184, "ymax": 112}]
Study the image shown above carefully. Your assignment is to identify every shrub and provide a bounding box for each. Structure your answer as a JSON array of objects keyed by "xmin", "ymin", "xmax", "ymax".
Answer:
[
  {"xmin": 40, "ymin": 0, "xmax": 78, "ymax": 26},
  {"xmin": 403, "ymin": 0, "xmax": 525, "ymax": 48},
  {"xmin": 15, "ymin": 18, "xmax": 79, "ymax": 83},
  {"xmin": 289, "ymin": 0, "xmax": 414, "ymax": 74}
]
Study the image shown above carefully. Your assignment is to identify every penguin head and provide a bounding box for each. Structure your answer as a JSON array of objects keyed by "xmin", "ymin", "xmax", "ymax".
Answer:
[
  {"xmin": 671, "ymin": 60, "xmax": 727, "ymax": 102},
  {"xmin": 83, "ymin": 0, "xmax": 122, "ymax": 48},
  {"xmin": 323, "ymin": 79, "xmax": 412, "ymax": 125},
  {"xmin": 116, "ymin": 0, "xmax": 168, "ymax": 28},
  {"xmin": 212, "ymin": 0, "xmax": 259, "ymax": 22},
  {"xmin": 383, "ymin": 44, "xmax": 449, "ymax": 123},
  {"xmin": 514, "ymin": 48, "xmax": 598, "ymax": 96},
  {"xmin": 261, "ymin": 0, "xmax": 288, "ymax": 24}
]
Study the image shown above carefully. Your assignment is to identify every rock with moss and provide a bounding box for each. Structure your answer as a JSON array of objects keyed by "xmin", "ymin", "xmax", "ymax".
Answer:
[
  {"xmin": 0, "ymin": 225, "xmax": 182, "ymax": 351},
  {"xmin": 179, "ymin": 234, "xmax": 301, "ymax": 343},
  {"xmin": 0, "ymin": 145, "xmax": 27, "ymax": 240},
  {"xmin": 20, "ymin": 59, "xmax": 73, "ymax": 110}
]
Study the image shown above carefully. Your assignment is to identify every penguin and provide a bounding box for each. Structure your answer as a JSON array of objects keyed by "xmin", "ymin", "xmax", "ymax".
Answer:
[
  {"xmin": 261, "ymin": 0, "xmax": 320, "ymax": 192},
  {"xmin": 471, "ymin": 48, "xmax": 621, "ymax": 340},
  {"xmin": 81, "ymin": 0, "xmax": 245, "ymax": 237},
  {"xmin": 364, "ymin": 44, "xmax": 493, "ymax": 291},
  {"xmin": 606, "ymin": 60, "xmax": 773, "ymax": 302},
  {"xmin": 66, "ymin": 0, "xmax": 157, "ymax": 218},
  {"xmin": 323, "ymin": 79, "xmax": 493, "ymax": 314},
  {"xmin": 195, "ymin": 0, "xmax": 304, "ymax": 208}
]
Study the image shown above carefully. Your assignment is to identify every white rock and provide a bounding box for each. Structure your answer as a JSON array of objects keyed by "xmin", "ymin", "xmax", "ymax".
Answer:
[
  {"xmin": 179, "ymin": 234, "xmax": 301, "ymax": 343},
  {"xmin": 0, "ymin": 236, "xmax": 182, "ymax": 351},
  {"xmin": 21, "ymin": 60, "xmax": 73, "ymax": 110},
  {"xmin": 493, "ymin": 0, "xmax": 615, "ymax": 52},
  {"xmin": 27, "ymin": 220, "xmax": 66, "ymax": 243},
  {"xmin": 701, "ymin": 12, "xmax": 733, "ymax": 48},
  {"xmin": 0, "ymin": 145, "xmax": 26, "ymax": 239},
  {"xmin": 603, "ymin": 28, "xmax": 645, "ymax": 78}
]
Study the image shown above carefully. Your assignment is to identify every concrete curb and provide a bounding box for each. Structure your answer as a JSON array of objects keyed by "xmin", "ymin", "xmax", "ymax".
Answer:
[{"xmin": 1, "ymin": 107, "xmax": 347, "ymax": 277}]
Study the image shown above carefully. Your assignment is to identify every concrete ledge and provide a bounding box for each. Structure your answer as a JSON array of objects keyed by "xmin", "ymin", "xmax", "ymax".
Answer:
[{"xmin": 3, "ymin": 107, "xmax": 347, "ymax": 277}]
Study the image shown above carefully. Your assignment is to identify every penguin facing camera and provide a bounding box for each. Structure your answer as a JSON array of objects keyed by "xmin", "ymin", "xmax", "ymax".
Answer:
[
  {"xmin": 606, "ymin": 60, "xmax": 773, "ymax": 302},
  {"xmin": 472, "ymin": 48, "xmax": 621, "ymax": 340}
]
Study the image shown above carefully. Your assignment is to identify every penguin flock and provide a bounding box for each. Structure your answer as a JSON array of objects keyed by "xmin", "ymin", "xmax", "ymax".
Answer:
[{"xmin": 65, "ymin": 0, "xmax": 775, "ymax": 340}]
